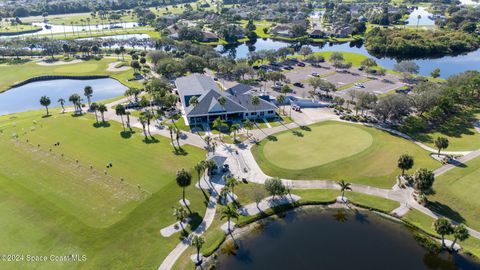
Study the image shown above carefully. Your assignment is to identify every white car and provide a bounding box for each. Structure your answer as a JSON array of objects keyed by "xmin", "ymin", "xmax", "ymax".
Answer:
[{"xmin": 311, "ymin": 72, "xmax": 320, "ymax": 77}]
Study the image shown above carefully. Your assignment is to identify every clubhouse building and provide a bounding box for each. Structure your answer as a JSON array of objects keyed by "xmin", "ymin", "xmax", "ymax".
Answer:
[{"xmin": 175, "ymin": 74, "xmax": 278, "ymax": 125}]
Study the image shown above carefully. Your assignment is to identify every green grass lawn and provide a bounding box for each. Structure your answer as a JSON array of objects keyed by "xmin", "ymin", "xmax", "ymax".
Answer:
[
  {"xmin": 0, "ymin": 23, "xmax": 42, "ymax": 33},
  {"xmin": 0, "ymin": 58, "xmax": 141, "ymax": 92},
  {"xmin": 400, "ymin": 115, "xmax": 480, "ymax": 151},
  {"xmin": 428, "ymin": 156, "xmax": 480, "ymax": 231},
  {"xmin": 21, "ymin": 12, "xmax": 137, "ymax": 25},
  {"xmin": 251, "ymin": 121, "xmax": 439, "ymax": 188},
  {"xmin": 0, "ymin": 110, "xmax": 207, "ymax": 269},
  {"xmin": 403, "ymin": 209, "xmax": 480, "ymax": 259}
]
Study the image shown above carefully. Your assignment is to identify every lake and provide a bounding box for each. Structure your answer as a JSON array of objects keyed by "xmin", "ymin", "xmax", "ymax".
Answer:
[
  {"xmin": 4, "ymin": 22, "xmax": 139, "ymax": 38},
  {"xmin": 215, "ymin": 39, "xmax": 480, "ymax": 78},
  {"xmin": 407, "ymin": 7, "xmax": 435, "ymax": 26},
  {"xmin": 216, "ymin": 208, "xmax": 480, "ymax": 270},
  {"xmin": 0, "ymin": 78, "xmax": 127, "ymax": 115}
]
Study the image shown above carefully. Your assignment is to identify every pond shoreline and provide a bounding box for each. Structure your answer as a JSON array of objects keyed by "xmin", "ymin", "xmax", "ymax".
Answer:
[
  {"xmin": 200, "ymin": 201, "xmax": 479, "ymax": 269},
  {"xmin": 9, "ymin": 75, "xmax": 110, "ymax": 89}
]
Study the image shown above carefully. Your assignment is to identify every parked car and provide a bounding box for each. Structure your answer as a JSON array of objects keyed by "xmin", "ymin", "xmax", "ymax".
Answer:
[
  {"xmin": 274, "ymin": 82, "xmax": 284, "ymax": 87},
  {"xmin": 354, "ymin": 83, "xmax": 365, "ymax": 88},
  {"xmin": 292, "ymin": 105, "xmax": 301, "ymax": 112},
  {"xmin": 297, "ymin": 62, "xmax": 306, "ymax": 67},
  {"xmin": 283, "ymin": 66, "xmax": 294, "ymax": 70},
  {"xmin": 124, "ymin": 102, "xmax": 139, "ymax": 109},
  {"xmin": 293, "ymin": 82, "xmax": 304, "ymax": 87},
  {"xmin": 358, "ymin": 66, "xmax": 365, "ymax": 71},
  {"xmin": 270, "ymin": 61, "xmax": 279, "ymax": 66},
  {"xmin": 311, "ymin": 72, "xmax": 320, "ymax": 77}
]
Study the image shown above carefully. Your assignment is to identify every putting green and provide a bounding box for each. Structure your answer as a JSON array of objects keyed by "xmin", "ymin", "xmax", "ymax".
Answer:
[
  {"xmin": 263, "ymin": 124, "xmax": 373, "ymax": 169},
  {"xmin": 252, "ymin": 121, "xmax": 439, "ymax": 188}
]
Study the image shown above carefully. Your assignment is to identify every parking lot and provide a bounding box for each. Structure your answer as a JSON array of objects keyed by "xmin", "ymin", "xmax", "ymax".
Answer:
[
  {"xmin": 337, "ymin": 77, "xmax": 405, "ymax": 97},
  {"xmin": 323, "ymin": 71, "xmax": 364, "ymax": 88},
  {"xmin": 236, "ymin": 61, "xmax": 407, "ymax": 101},
  {"xmin": 285, "ymin": 66, "xmax": 334, "ymax": 83}
]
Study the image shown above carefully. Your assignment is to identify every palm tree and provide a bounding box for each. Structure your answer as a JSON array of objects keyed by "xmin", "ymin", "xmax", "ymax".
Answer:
[
  {"xmin": 230, "ymin": 123, "xmax": 241, "ymax": 142},
  {"xmin": 451, "ymin": 224, "xmax": 469, "ymax": 251},
  {"xmin": 434, "ymin": 137, "xmax": 449, "ymax": 157},
  {"xmin": 120, "ymin": 46, "xmax": 126, "ymax": 61},
  {"xmin": 212, "ymin": 117, "xmax": 227, "ymax": 139},
  {"xmin": 69, "ymin": 93, "xmax": 82, "ymax": 114},
  {"xmin": 115, "ymin": 104, "xmax": 126, "ymax": 131},
  {"xmin": 194, "ymin": 161, "xmax": 206, "ymax": 183},
  {"xmin": 434, "ymin": 217, "xmax": 453, "ymax": 248},
  {"xmin": 140, "ymin": 111, "xmax": 153, "ymax": 136},
  {"xmin": 251, "ymin": 96, "xmax": 260, "ymax": 119},
  {"xmin": 97, "ymin": 103, "xmax": 107, "ymax": 122},
  {"xmin": 337, "ymin": 180, "xmax": 352, "ymax": 201},
  {"xmin": 276, "ymin": 94, "xmax": 286, "ymax": 115},
  {"xmin": 417, "ymin": 14, "xmax": 421, "ymax": 29},
  {"xmin": 84, "ymin": 86, "xmax": 93, "ymax": 108},
  {"xmin": 175, "ymin": 128, "xmax": 183, "ymax": 149},
  {"xmin": 90, "ymin": 102, "xmax": 99, "ymax": 123},
  {"xmin": 58, "ymin": 98, "xmax": 66, "ymax": 113},
  {"xmin": 189, "ymin": 96, "xmax": 199, "ymax": 107},
  {"xmin": 139, "ymin": 115, "xmax": 148, "ymax": 139},
  {"xmin": 397, "ymin": 154, "xmax": 414, "ymax": 175},
  {"xmin": 125, "ymin": 111, "xmax": 131, "ymax": 129},
  {"xmin": 205, "ymin": 159, "xmax": 218, "ymax": 178},
  {"xmin": 190, "ymin": 235, "xmax": 205, "ymax": 264},
  {"xmin": 225, "ymin": 175, "xmax": 238, "ymax": 195},
  {"xmin": 217, "ymin": 96, "xmax": 227, "ymax": 119},
  {"xmin": 173, "ymin": 206, "xmax": 188, "ymax": 233},
  {"xmin": 176, "ymin": 168, "xmax": 192, "ymax": 205},
  {"xmin": 39, "ymin": 96, "xmax": 51, "ymax": 116},
  {"xmin": 167, "ymin": 125, "xmax": 177, "ymax": 149},
  {"xmin": 221, "ymin": 204, "xmax": 239, "ymax": 235},
  {"xmin": 243, "ymin": 119, "xmax": 253, "ymax": 137}
]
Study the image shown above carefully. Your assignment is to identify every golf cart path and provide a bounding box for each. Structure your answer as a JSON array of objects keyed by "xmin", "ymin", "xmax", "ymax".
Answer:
[{"xmin": 98, "ymin": 99, "xmax": 480, "ymax": 268}]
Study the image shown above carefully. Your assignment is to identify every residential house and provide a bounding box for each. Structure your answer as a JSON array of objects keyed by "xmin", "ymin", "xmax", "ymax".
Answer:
[
  {"xmin": 308, "ymin": 29, "xmax": 325, "ymax": 38},
  {"xmin": 201, "ymin": 31, "xmax": 219, "ymax": 42}
]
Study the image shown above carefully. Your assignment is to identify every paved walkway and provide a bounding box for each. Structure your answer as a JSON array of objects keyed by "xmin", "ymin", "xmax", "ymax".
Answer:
[
  {"xmin": 95, "ymin": 99, "xmax": 480, "ymax": 268},
  {"xmin": 158, "ymin": 160, "xmax": 221, "ymax": 270}
]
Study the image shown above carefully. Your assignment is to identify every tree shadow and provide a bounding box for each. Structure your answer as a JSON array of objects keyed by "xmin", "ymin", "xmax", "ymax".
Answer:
[
  {"xmin": 427, "ymin": 201, "xmax": 466, "ymax": 224},
  {"xmin": 41, "ymin": 114, "xmax": 52, "ymax": 119},
  {"xmin": 93, "ymin": 122, "xmax": 111, "ymax": 128},
  {"xmin": 292, "ymin": 130, "xmax": 304, "ymax": 137},
  {"xmin": 70, "ymin": 113, "xmax": 84, "ymax": 117},
  {"xmin": 299, "ymin": 125, "xmax": 311, "ymax": 131},
  {"xmin": 143, "ymin": 136, "xmax": 159, "ymax": 144},
  {"xmin": 120, "ymin": 130, "xmax": 134, "ymax": 139},
  {"xmin": 188, "ymin": 212, "xmax": 203, "ymax": 231},
  {"xmin": 173, "ymin": 147, "xmax": 188, "ymax": 156},
  {"xmin": 266, "ymin": 135, "xmax": 277, "ymax": 141}
]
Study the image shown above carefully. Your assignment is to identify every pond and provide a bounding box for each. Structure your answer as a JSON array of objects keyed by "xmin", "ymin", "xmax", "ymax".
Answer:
[
  {"xmin": 77, "ymin": 33, "xmax": 151, "ymax": 41},
  {"xmin": 406, "ymin": 7, "xmax": 435, "ymax": 26},
  {"xmin": 0, "ymin": 78, "xmax": 127, "ymax": 115},
  {"xmin": 5, "ymin": 22, "xmax": 139, "ymax": 37},
  {"xmin": 215, "ymin": 39, "xmax": 480, "ymax": 78},
  {"xmin": 216, "ymin": 208, "xmax": 480, "ymax": 270}
]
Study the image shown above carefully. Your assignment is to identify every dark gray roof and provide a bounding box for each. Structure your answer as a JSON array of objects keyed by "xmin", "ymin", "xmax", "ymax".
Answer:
[
  {"xmin": 176, "ymin": 77, "xmax": 278, "ymax": 117},
  {"xmin": 186, "ymin": 88, "xmax": 247, "ymax": 116},
  {"xmin": 229, "ymin": 92, "xmax": 277, "ymax": 112},
  {"xmin": 175, "ymin": 74, "xmax": 220, "ymax": 100},
  {"xmin": 226, "ymin": 84, "xmax": 253, "ymax": 95}
]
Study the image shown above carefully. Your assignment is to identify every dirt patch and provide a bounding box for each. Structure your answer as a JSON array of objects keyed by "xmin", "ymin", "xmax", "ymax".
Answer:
[
  {"xmin": 36, "ymin": 59, "xmax": 83, "ymax": 66},
  {"xmin": 107, "ymin": 62, "xmax": 131, "ymax": 72}
]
